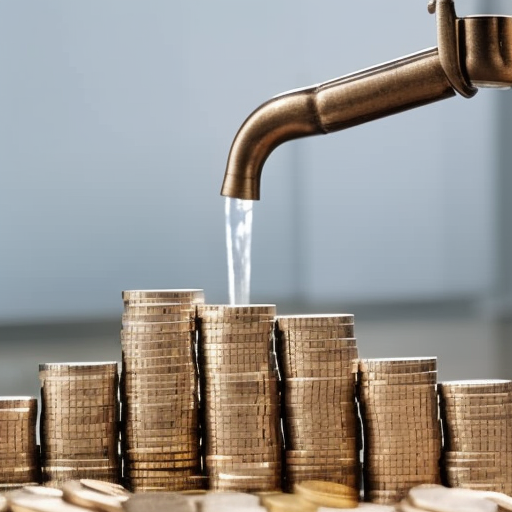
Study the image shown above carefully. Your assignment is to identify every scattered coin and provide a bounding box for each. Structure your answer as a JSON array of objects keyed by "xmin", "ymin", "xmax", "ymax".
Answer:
[
  {"xmin": 260, "ymin": 492, "xmax": 317, "ymax": 512},
  {"xmin": 407, "ymin": 484, "xmax": 497, "ymax": 512},
  {"xmin": 7, "ymin": 488, "xmax": 89, "ymax": 512},
  {"xmin": 200, "ymin": 491, "xmax": 263, "ymax": 511},
  {"xmin": 294, "ymin": 480, "xmax": 359, "ymax": 509},
  {"xmin": 62, "ymin": 480, "xmax": 130, "ymax": 512},
  {"xmin": 122, "ymin": 493, "xmax": 194, "ymax": 512}
]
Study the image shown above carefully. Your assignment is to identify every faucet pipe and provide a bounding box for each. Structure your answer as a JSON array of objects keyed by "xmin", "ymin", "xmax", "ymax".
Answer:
[
  {"xmin": 221, "ymin": 48, "xmax": 455, "ymax": 200},
  {"xmin": 221, "ymin": 1, "xmax": 512, "ymax": 200}
]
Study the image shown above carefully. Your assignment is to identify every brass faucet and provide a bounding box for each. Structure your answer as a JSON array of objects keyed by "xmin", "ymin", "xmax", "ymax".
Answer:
[{"xmin": 221, "ymin": 0, "xmax": 512, "ymax": 200}]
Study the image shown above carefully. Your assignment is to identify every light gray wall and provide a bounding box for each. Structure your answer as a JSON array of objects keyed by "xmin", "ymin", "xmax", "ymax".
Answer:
[{"xmin": 0, "ymin": 0, "xmax": 510, "ymax": 323}]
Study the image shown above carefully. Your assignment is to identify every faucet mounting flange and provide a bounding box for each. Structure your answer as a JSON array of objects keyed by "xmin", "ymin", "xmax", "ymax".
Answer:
[{"xmin": 434, "ymin": 0, "xmax": 478, "ymax": 98}]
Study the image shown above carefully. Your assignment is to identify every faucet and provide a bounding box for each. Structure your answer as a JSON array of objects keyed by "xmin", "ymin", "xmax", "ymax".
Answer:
[{"xmin": 221, "ymin": 0, "xmax": 512, "ymax": 200}]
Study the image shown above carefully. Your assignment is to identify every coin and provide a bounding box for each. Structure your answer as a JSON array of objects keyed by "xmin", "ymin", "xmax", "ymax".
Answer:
[
  {"xmin": 7, "ymin": 489, "xmax": 89, "ymax": 512},
  {"xmin": 122, "ymin": 289, "xmax": 204, "ymax": 302},
  {"xmin": 294, "ymin": 480, "xmax": 359, "ymax": 508},
  {"xmin": 0, "ymin": 397, "xmax": 39, "ymax": 487},
  {"xmin": 276, "ymin": 315, "xmax": 360, "ymax": 492},
  {"xmin": 120, "ymin": 493, "xmax": 193, "ymax": 512},
  {"xmin": 198, "ymin": 305, "xmax": 281, "ymax": 492},
  {"xmin": 439, "ymin": 380, "xmax": 512, "ymax": 494},
  {"xmin": 260, "ymin": 492, "xmax": 317, "ymax": 512},
  {"xmin": 120, "ymin": 290, "xmax": 205, "ymax": 491},
  {"xmin": 39, "ymin": 362, "xmax": 120, "ymax": 486},
  {"xmin": 62, "ymin": 481, "xmax": 130, "ymax": 512},
  {"xmin": 408, "ymin": 484, "xmax": 497, "ymax": 512}
]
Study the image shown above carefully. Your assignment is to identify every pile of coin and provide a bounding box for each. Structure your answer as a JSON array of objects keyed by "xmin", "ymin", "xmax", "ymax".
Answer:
[
  {"xmin": 275, "ymin": 314, "xmax": 360, "ymax": 492},
  {"xmin": 0, "ymin": 397, "xmax": 39, "ymax": 491},
  {"xmin": 357, "ymin": 357, "xmax": 441, "ymax": 504},
  {"xmin": 39, "ymin": 362, "xmax": 119, "ymax": 486},
  {"xmin": 439, "ymin": 379, "xmax": 512, "ymax": 494},
  {"xmin": 121, "ymin": 289, "xmax": 205, "ymax": 492},
  {"xmin": 198, "ymin": 305, "xmax": 281, "ymax": 492}
]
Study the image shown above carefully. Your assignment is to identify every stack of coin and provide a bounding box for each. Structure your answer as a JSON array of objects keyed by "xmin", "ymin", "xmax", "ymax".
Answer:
[
  {"xmin": 0, "ymin": 397, "xmax": 39, "ymax": 491},
  {"xmin": 198, "ymin": 305, "xmax": 281, "ymax": 492},
  {"xmin": 39, "ymin": 362, "xmax": 119, "ymax": 486},
  {"xmin": 357, "ymin": 357, "xmax": 441, "ymax": 504},
  {"xmin": 121, "ymin": 289, "xmax": 205, "ymax": 492},
  {"xmin": 439, "ymin": 379, "xmax": 512, "ymax": 494},
  {"xmin": 275, "ymin": 314, "xmax": 360, "ymax": 492}
]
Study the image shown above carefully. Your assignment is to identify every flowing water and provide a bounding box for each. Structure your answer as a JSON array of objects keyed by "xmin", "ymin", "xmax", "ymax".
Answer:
[{"xmin": 225, "ymin": 198, "xmax": 253, "ymax": 305}]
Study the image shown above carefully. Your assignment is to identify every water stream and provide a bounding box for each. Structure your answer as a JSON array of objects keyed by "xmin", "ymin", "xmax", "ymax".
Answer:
[{"xmin": 225, "ymin": 198, "xmax": 253, "ymax": 305}]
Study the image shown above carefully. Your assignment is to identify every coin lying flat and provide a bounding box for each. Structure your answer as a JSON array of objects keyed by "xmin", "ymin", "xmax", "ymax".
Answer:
[
  {"xmin": 122, "ymin": 493, "xmax": 195, "ymax": 512},
  {"xmin": 444, "ymin": 488, "xmax": 512, "ymax": 512},
  {"xmin": 200, "ymin": 491, "xmax": 265, "ymax": 511},
  {"xmin": 62, "ymin": 481, "xmax": 130, "ymax": 512},
  {"xmin": 319, "ymin": 504, "xmax": 396, "ymax": 512},
  {"xmin": 7, "ymin": 489, "xmax": 89, "ymax": 512},
  {"xmin": 294, "ymin": 480, "xmax": 359, "ymax": 508},
  {"xmin": 398, "ymin": 499, "xmax": 427, "ymax": 512},
  {"xmin": 408, "ymin": 485, "xmax": 497, "ymax": 512},
  {"xmin": 19, "ymin": 489, "xmax": 62, "ymax": 498},
  {"xmin": 260, "ymin": 492, "xmax": 317, "ymax": 512}
]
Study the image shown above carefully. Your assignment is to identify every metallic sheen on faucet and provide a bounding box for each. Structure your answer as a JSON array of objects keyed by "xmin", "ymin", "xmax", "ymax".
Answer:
[{"xmin": 221, "ymin": 0, "xmax": 512, "ymax": 200}]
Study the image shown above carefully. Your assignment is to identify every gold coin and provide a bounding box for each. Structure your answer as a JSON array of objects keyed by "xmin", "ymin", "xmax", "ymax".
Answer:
[
  {"xmin": 294, "ymin": 480, "xmax": 359, "ymax": 508},
  {"xmin": 260, "ymin": 492, "xmax": 317, "ymax": 512}
]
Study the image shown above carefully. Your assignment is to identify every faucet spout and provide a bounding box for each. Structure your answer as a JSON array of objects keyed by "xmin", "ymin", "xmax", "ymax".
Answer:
[
  {"xmin": 221, "ymin": 49, "xmax": 455, "ymax": 200},
  {"xmin": 221, "ymin": 87, "xmax": 324, "ymax": 200}
]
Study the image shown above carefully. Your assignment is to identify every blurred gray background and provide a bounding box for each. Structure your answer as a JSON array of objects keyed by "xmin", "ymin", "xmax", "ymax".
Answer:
[{"xmin": 1, "ymin": 0, "xmax": 512, "ymax": 397}]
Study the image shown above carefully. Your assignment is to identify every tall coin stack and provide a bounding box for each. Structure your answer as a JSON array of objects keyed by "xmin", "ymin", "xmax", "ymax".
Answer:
[
  {"xmin": 121, "ymin": 289, "xmax": 205, "ymax": 492},
  {"xmin": 357, "ymin": 357, "xmax": 441, "ymax": 504},
  {"xmin": 439, "ymin": 379, "xmax": 512, "ymax": 494},
  {"xmin": 39, "ymin": 362, "xmax": 119, "ymax": 486},
  {"xmin": 0, "ymin": 397, "xmax": 39, "ymax": 491},
  {"xmin": 198, "ymin": 305, "xmax": 281, "ymax": 492},
  {"xmin": 275, "ymin": 314, "xmax": 360, "ymax": 492}
]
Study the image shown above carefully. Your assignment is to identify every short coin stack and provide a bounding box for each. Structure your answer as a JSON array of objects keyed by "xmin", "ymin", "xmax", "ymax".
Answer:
[
  {"xmin": 357, "ymin": 357, "xmax": 442, "ymax": 504},
  {"xmin": 121, "ymin": 289, "xmax": 205, "ymax": 492},
  {"xmin": 0, "ymin": 397, "xmax": 39, "ymax": 491},
  {"xmin": 198, "ymin": 305, "xmax": 281, "ymax": 492},
  {"xmin": 439, "ymin": 379, "xmax": 512, "ymax": 494},
  {"xmin": 39, "ymin": 362, "xmax": 119, "ymax": 486},
  {"xmin": 275, "ymin": 314, "xmax": 360, "ymax": 492}
]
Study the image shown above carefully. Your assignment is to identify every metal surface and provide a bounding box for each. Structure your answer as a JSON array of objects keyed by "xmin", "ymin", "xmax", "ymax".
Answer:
[{"xmin": 221, "ymin": 0, "xmax": 512, "ymax": 201}]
